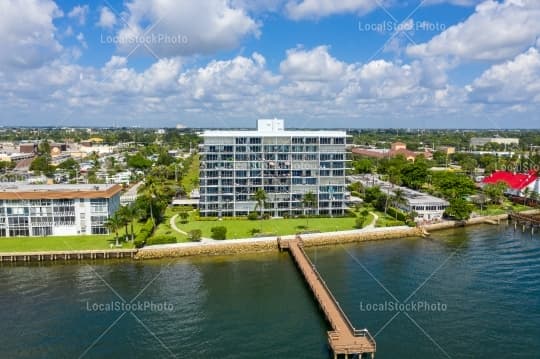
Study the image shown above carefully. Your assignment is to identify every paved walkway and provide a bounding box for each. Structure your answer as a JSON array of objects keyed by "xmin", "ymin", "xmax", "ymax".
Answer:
[
  {"xmin": 364, "ymin": 212, "xmax": 379, "ymax": 229},
  {"xmin": 170, "ymin": 214, "xmax": 213, "ymax": 242}
]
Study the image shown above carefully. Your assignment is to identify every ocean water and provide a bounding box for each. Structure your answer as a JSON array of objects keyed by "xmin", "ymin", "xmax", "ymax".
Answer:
[{"xmin": 1, "ymin": 224, "xmax": 539, "ymax": 358}]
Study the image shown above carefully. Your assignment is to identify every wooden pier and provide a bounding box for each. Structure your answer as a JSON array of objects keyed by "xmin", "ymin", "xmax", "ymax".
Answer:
[
  {"xmin": 509, "ymin": 212, "xmax": 540, "ymax": 234},
  {"xmin": 0, "ymin": 249, "xmax": 137, "ymax": 262},
  {"xmin": 279, "ymin": 237, "xmax": 376, "ymax": 358}
]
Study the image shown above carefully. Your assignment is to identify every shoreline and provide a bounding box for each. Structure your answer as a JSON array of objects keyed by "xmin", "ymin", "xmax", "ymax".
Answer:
[{"xmin": 2, "ymin": 211, "xmax": 538, "ymax": 263}]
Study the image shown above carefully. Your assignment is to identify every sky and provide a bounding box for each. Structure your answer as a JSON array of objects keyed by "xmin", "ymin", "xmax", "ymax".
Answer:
[{"xmin": 0, "ymin": 0, "xmax": 539, "ymax": 129}]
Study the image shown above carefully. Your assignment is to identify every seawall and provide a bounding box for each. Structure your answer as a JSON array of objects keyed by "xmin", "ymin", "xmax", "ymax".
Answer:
[{"xmin": 135, "ymin": 226, "xmax": 422, "ymax": 260}]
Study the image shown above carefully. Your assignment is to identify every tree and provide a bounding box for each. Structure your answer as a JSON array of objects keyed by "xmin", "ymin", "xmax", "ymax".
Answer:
[
  {"xmin": 179, "ymin": 211, "xmax": 189, "ymax": 224},
  {"xmin": 431, "ymin": 172, "xmax": 476, "ymax": 200},
  {"xmin": 483, "ymin": 182, "xmax": 508, "ymax": 205},
  {"xmin": 105, "ymin": 213, "xmax": 121, "ymax": 247},
  {"xmin": 445, "ymin": 198, "xmax": 472, "ymax": 220},
  {"xmin": 302, "ymin": 191, "xmax": 318, "ymax": 225},
  {"xmin": 119, "ymin": 205, "xmax": 137, "ymax": 241},
  {"xmin": 401, "ymin": 161, "xmax": 429, "ymax": 190},
  {"xmin": 253, "ymin": 189, "xmax": 267, "ymax": 218},
  {"xmin": 127, "ymin": 153, "xmax": 152, "ymax": 170},
  {"xmin": 460, "ymin": 157, "xmax": 478, "ymax": 177},
  {"xmin": 392, "ymin": 189, "xmax": 407, "ymax": 220},
  {"xmin": 522, "ymin": 187, "xmax": 531, "ymax": 206}
]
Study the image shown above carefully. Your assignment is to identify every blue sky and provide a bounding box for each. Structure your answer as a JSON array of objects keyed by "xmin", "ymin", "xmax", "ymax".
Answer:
[{"xmin": 1, "ymin": 0, "xmax": 539, "ymax": 128}]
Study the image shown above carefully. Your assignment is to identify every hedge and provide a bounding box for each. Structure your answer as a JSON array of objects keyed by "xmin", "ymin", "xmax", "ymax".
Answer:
[
  {"xmin": 133, "ymin": 219, "xmax": 154, "ymax": 248},
  {"xmin": 146, "ymin": 235, "xmax": 177, "ymax": 246},
  {"xmin": 386, "ymin": 207, "xmax": 407, "ymax": 222}
]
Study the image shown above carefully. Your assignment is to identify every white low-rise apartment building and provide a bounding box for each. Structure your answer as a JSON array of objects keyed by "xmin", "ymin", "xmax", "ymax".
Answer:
[
  {"xmin": 200, "ymin": 119, "xmax": 348, "ymax": 217},
  {"xmin": 0, "ymin": 184, "xmax": 121, "ymax": 237}
]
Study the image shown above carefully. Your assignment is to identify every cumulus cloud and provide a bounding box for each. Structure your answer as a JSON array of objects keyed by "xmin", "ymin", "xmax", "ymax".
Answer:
[
  {"xmin": 280, "ymin": 46, "xmax": 347, "ymax": 81},
  {"xmin": 285, "ymin": 0, "xmax": 381, "ymax": 19},
  {"xmin": 67, "ymin": 4, "xmax": 89, "ymax": 25},
  {"xmin": 407, "ymin": 0, "xmax": 540, "ymax": 61},
  {"xmin": 423, "ymin": 0, "xmax": 482, "ymax": 5},
  {"xmin": 115, "ymin": 0, "xmax": 260, "ymax": 57},
  {"xmin": 467, "ymin": 47, "xmax": 540, "ymax": 104},
  {"xmin": 0, "ymin": 0, "xmax": 63, "ymax": 69},
  {"xmin": 97, "ymin": 7, "xmax": 116, "ymax": 29}
]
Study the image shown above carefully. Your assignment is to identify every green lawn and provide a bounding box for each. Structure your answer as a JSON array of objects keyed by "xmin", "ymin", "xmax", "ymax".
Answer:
[
  {"xmin": 181, "ymin": 154, "xmax": 199, "ymax": 195},
  {"xmin": 0, "ymin": 234, "xmax": 135, "ymax": 252},
  {"xmin": 176, "ymin": 215, "xmax": 358, "ymax": 239},
  {"xmin": 153, "ymin": 208, "xmax": 188, "ymax": 241},
  {"xmin": 373, "ymin": 211, "xmax": 406, "ymax": 227}
]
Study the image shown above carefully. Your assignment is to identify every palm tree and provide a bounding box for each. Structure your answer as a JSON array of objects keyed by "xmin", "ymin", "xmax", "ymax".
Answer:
[
  {"xmin": 254, "ymin": 188, "xmax": 267, "ymax": 218},
  {"xmin": 119, "ymin": 205, "xmax": 137, "ymax": 241},
  {"xmin": 105, "ymin": 213, "xmax": 121, "ymax": 247},
  {"xmin": 302, "ymin": 191, "xmax": 318, "ymax": 225},
  {"xmin": 523, "ymin": 187, "xmax": 530, "ymax": 206},
  {"xmin": 392, "ymin": 188, "xmax": 407, "ymax": 220}
]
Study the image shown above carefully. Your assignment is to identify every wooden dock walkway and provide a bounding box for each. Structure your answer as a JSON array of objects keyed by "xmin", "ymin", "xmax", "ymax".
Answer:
[
  {"xmin": 509, "ymin": 212, "xmax": 540, "ymax": 234},
  {"xmin": 0, "ymin": 249, "xmax": 137, "ymax": 262},
  {"xmin": 279, "ymin": 237, "xmax": 376, "ymax": 359}
]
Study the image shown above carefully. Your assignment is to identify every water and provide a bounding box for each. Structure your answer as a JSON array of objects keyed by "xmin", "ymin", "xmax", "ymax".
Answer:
[{"xmin": 1, "ymin": 225, "xmax": 540, "ymax": 358}]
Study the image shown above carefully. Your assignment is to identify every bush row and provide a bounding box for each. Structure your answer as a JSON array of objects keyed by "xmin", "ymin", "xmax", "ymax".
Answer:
[
  {"xmin": 146, "ymin": 235, "xmax": 177, "ymax": 246},
  {"xmin": 134, "ymin": 219, "xmax": 154, "ymax": 248}
]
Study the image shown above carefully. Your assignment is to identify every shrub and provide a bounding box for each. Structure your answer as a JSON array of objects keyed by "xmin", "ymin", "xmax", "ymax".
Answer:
[
  {"xmin": 262, "ymin": 213, "xmax": 271, "ymax": 220},
  {"xmin": 133, "ymin": 219, "xmax": 154, "ymax": 248},
  {"xmin": 386, "ymin": 207, "xmax": 407, "ymax": 221},
  {"xmin": 178, "ymin": 211, "xmax": 189, "ymax": 224},
  {"xmin": 360, "ymin": 209, "xmax": 369, "ymax": 217},
  {"xmin": 146, "ymin": 235, "xmax": 177, "ymax": 246},
  {"xmin": 210, "ymin": 226, "xmax": 227, "ymax": 240},
  {"xmin": 345, "ymin": 209, "xmax": 357, "ymax": 218},
  {"xmin": 355, "ymin": 216, "xmax": 365, "ymax": 229},
  {"xmin": 250, "ymin": 228, "xmax": 261, "ymax": 235},
  {"xmin": 247, "ymin": 211, "xmax": 259, "ymax": 220},
  {"xmin": 188, "ymin": 229, "xmax": 202, "ymax": 241}
]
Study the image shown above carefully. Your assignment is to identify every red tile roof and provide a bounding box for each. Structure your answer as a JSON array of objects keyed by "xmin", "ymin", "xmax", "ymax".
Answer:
[{"xmin": 482, "ymin": 170, "xmax": 538, "ymax": 190}]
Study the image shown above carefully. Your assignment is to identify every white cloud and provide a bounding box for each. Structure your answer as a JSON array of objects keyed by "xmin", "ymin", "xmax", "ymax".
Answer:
[
  {"xmin": 423, "ymin": 0, "xmax": 482, "ymax": 6},
  {"xmin": 280, "ymin": 46, "xmax": 347, "ymax": 81},
  {"xmin": 97, "ymin": 7, "xmax": 116, "ymax": 29},
  {"xmin": 0, "ymin": 0, "xmax": 63, "ymax": 69},
  {"xmin": 285, "ymin": 0, "xmax": 381, "ymax": 19},
  {"xmin": 115, "ymin": 0, "xmax": 260, "ymax": 57},
  {"xmin": 76, "ymin": 33, "xmax": 87, "ymax": 49},
  {"xmin": 467, "ymin": 47, "xmax": 540, "ymax": 104},
  {"xmin": 407, "ymin": 0, "xmax": 540, "ymax": 61},
  {"xmin": 67, "ymin": 4, "xmax": 89, "ymax": 26}
]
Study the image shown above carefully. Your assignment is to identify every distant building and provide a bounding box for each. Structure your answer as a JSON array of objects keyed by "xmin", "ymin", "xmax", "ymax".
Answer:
[
  {"xmin": 0, "ymin": 184, "xmax": 121, "ymax": 237},
  {"xmin": 438, "ymin": 146, "xmax": 456, "ymax": 155},
  {"xmin": 351, "ymin": 142, "xmax": 432, "ymax": 162},
  {"xmin": 482, "ymin": 170, "xmax": 539, "ymax": 196},
  {"xmin": 470, "ymin": 137, "xmax": 519, "ymax": 148},
  {"xmin": 19, "ymin": 143, "xmax": 38, "ymax": 154},
  {"xmin": 352, "ymin": 175, "xmax": 449, "ymax": 223},
  {"xmin": 200, "ymin": 119, "xmax": 348, "ymax": 217}
]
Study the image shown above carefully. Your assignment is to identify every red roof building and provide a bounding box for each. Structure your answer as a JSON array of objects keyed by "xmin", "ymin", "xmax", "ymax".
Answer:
[{"xmin": 482, "ymin": 170, "xmax": 539, "ymax": 194}]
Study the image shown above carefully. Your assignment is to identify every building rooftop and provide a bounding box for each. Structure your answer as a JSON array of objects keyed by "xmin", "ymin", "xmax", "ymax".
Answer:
[
  {"xmin": 203, "ymin": 119, "xmax": 346, "ymax": 137},
  {"xmin": 0, "ymin": 183, "xmax": 122, "ymax": 200},
  {"xmin": 482, "ymin": 170, "xmax": 537, "ymax": 190},
  {"xmin": 203, "ymin": 129, "xmax": 347, "ymax": 137}
]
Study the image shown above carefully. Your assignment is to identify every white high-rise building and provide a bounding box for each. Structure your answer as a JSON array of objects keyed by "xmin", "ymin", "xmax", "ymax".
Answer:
[{"xmin": 199, "ymin": 119, "xmax": 348, "ymax": 217}]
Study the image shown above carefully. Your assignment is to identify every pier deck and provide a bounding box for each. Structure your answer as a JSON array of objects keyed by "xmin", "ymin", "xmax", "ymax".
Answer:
[{"xmin": 279, "ymin": 237, "xmax": 376, "ymax": 358}]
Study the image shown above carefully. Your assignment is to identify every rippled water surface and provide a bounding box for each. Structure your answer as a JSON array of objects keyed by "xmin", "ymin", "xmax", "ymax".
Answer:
[{"xmin": 1, "ymin": 224, "xmax": 539, "ymax": 358}]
